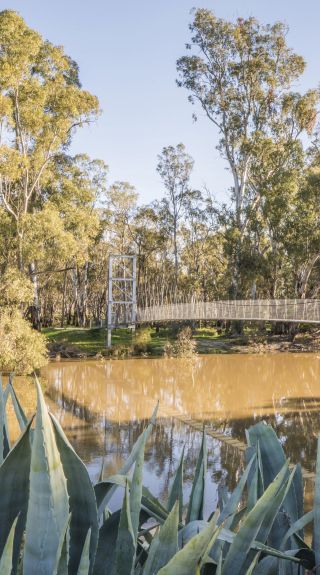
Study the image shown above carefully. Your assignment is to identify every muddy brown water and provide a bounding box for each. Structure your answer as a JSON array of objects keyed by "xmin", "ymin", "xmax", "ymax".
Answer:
[{"xmin": 8, "ymin": 353, "xmax": 320, "ymax": 514}]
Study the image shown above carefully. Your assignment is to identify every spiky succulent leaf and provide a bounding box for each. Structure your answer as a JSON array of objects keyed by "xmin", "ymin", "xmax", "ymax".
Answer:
[
  {"xmin": 157, "ymin": 515, "xmax": 219, "ymax": 575},
  {"xmin": 143, "ymin": 500, "xmax": 179, "ymax": 574},
  {"xmin": 186, "ymin": 430, "xmax": 207, "ymax": 523},
  {"xmin": 77, "ymin": 529, "xmax": 91, "ymax": 575},
  {"xmin": 0, "ymin": 420, "xmax": 32, "ymax": 574},
  {"xmin": 53, "ymin": 513, "xmax": 71, "ymax": 575},
  {"xmin": 23, "ymin": 378, "xmax": 69, "ymax": 575},
  {"xmin": 221, "ymin": 463, "xmax": 289, "ymax": 574},
  {"xmin": 314, "ymin": 436, "xmax": 320, "ymax": 574},
  {"xmin": 130, "ymin": 434, "xmax": 146, "ymax": 544},
  {"xmin": 0, "ymin": 516, "xmax": 18, "ymax": 575},
  {"xmin": 218, "ymin": 454, "xmax": 255, "ymax": 525},
  {"xmin": 95, "ymin": 474, "xmax": 169, "ymax": 525},
  {"xmin": 168, "ymin": 447, "xmax": 184, "ymax": 522},
  {"xmin": 93, "ymin": 509, "xmax": 121, "ymax": 575},
  {"xmin": 8, "ymin": 376, "xmax": 28, "ymax": 432},
  {"xmin": 112, "ymin": 480, "xmax": 135, "ymax": 575},
  {"xmin": 51, "ymin": 414, "xmax": 98, "ymax": 575}
]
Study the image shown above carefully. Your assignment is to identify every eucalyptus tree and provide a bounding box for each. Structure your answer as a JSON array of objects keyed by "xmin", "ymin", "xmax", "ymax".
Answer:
[
  {"xmin": 131, "ymin": 204, "xmax": 170, "ymax": 305},
  {"xmin": 286, "ymin": 156, "xmax": 320, "ymax": 299},
  {"xmin": 104, "ymin": 181, "xmax": 138, "ymax": 254},
  {"xmin": 0, "ymin": 13, "xmax": 99, "ymax": 265},
  {"xmin": 39, "ymin": 154, "xmax": 107, "ymax": 326},
  {"xmin": 177, "ymin": 10, "xmax": 318, "ymax": 298},
  {"xmin": 157, "ymin": 143, "xmax": 195, "ymax": 288},
  {"xmin": 0, "ymin": 10, "xmax": 99, "ymax": 326}
]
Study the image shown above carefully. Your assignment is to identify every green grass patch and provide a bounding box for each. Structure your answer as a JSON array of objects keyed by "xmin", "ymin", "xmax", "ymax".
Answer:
[
  {"xmin": 44, "ymin": 326, "xmax": 134, "ymax": 355},
  {"xmin": 44, "ymin": 324, "xmax": 249, "ymax": 357}
]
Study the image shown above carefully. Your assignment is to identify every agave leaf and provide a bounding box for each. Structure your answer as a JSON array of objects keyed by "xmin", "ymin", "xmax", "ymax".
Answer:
[
  {"xmin": 246, "ymin": 447, "xmax": 258, "ymax": 512},
  {"xmin": 243, "ymin": 467, "xmax": 294, "ymax": 571},
  {"xmin": 168, "ymin": 447, "xmax": 184, "ymax": 522},
  {"xmin": 0, "ymin": 375, "xmax": 4, "ymax": 458},
  {"xmin": 217, "ymin": 529, "xmax": 302, "ymax": 565},
  {"xmin": 112, "ymin": 480, "xmax": 136, "ymax": 575},
  {"xmin": 77, "ymin": 529, "xmax": 91, "ymax": 575},
  {"xmin": 216, "ymin": 553, "xmax": 223, "ymax": 575},
  {"xmin": 130, "ymin": 434, "xmax": 146, "ymax": 544},
  {"xmin": 0, "ymin": 516, "xmax": 18, "ymax": 575},
  {"xmin": 221, "ymin": 462, "xmax": 289, "ymax": 574},
  {"xmin": 291, "ymin": 463, "xmax": 303, "ymax": 528},
  {"xmin": 51, "ymin": 413, "xmax": 99, "ymax": 575},
  {"xmin": 96, "ymin": 403, "xmax": 158, "ymax": 518},
  {"xmin": 95, "ymin": 474, "xmax": 169, "ymax": 525},
  {"xmin": 178, "ymin": 520, "xmax": 208, "ymax": 548},
  {"xmin": 53, "ymin": 513, "xmax": 71, "ymax": 575},
  {"xmin": 246, "ymin": 442, "xmax": 265, "ymax": 512},
  {"xmin": 23, "ymin": 378, "xmax": 69, "ymax": 575},
  {"xmin": 93, "ymin": 509, "xmax": 121, "ymax": 575},
  {"xmin": 218, "ymin": 484, "xmax": 229, "ymax": 512},
  {"xmin": 157, "ymin": 515, "xmax": 220, "ymax": 575},
  {"xmin": 314, "ymin": 436, "xmax": 320, "ymax": 574},
  {"xmin": 247, "ymin": 423, "xmax": 285, "ymax": 488},
  {"xmin": 0, "ymin": 375, "xmax": 8, "ymax": 463},
  {"xmin": 186, "ymin": 430, "xmax": 207, "ymax": 523},
  {"xmin": 251, "ymin": 547, "xmax": 304, "ymax": 575},
  {"xmin": 143, "ymin": 500, "xmax": 179, "ymax": 575},
  {"xmin": 0, "ymin": 419, "xmax": 32, "ymax": 575},
  {"xmin": 247, "ymin": 423, "xmax": 301, "ymax": 530},
  {"xmin": 245, "ymin": 552, "xmax": 260, "ymax": 574},
  {"xmin": 281, "ymin": 510, "xmax": 313, "ymax": 549},
  {"xmin": 8, "ymin": 376, "xmax": 28, "ymax": 432},
  {"xmin": 218, "ymin": 454, "xmax": 255, "ymax": 525},
  {"xmin": 254, "ymin": 465, "xmax": 296, "ymax": 551},
  {"xmin": 253, "ymin": 555, "xmax": 278, "ymax": 574}
]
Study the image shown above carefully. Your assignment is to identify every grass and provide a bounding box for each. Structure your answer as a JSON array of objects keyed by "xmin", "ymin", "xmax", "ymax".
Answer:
[
  {"xmin": 43, "ymin": 325, "xmax": 236, "ymax": 357},
  {"xmin": 44, "ymin": 326, "xmax": 130, "ymax": 355},
  {"xmin": 44, "ymin": 322, "xmax": 320, "ymax": 358}
]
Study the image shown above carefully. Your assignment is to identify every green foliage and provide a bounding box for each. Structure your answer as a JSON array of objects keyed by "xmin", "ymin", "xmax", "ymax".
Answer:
[
  {"xmin": 0, "ymin": 267, "xmax": 33, "ymax": 307},
  {"xmin": 0, "ymin": 309, "xmax": 47, "ymax": 374},
  {"xmin": 177, "ymin": 8, "xmax": 319, "ymax": 299},
  {"xmin": 0, "ymin": 375, "xmax": 318, "ymax": 573},
  {"xmin": 165, "ymin": 326, "xmax": 196, "ymax": 358}
]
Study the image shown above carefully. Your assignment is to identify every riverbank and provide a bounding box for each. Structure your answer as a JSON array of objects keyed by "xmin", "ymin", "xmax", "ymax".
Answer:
[{"xmin": 44, "ymin": 325, "xmax": 320, "ymax": 359}]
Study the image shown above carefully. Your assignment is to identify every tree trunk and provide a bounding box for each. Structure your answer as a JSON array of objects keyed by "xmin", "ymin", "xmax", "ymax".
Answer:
[
  {"xmin": 61, "ymin": 267, "xmax": 67, "ymax": 328},
  {"xmin": 29, "ymin": 262, "xmax": 41, "ymax": 330}
]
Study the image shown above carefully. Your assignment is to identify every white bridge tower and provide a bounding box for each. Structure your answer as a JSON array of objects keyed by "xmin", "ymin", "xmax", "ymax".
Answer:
[{"xmin": 107, "ymin": 255, "xmax": 137, "ymax": 347}]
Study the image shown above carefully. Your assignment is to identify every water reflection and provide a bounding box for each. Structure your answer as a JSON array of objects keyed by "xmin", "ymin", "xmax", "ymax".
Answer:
[{"xmin": 10, "ymin": 353, "xmax": 320, "ymax": 514}]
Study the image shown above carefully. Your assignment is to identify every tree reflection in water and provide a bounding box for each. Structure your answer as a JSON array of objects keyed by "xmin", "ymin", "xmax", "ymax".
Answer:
[{"xmin": 11, "ymin": 354, "xmax": 320, "ymax": 516}]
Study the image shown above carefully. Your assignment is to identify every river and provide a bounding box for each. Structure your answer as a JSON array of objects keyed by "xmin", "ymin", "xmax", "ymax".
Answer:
[{"xmin": 8, "ymin": 353, "xmax": 320, "ymax": 514}]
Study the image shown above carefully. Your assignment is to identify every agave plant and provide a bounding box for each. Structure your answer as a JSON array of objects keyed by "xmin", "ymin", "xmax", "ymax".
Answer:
[{"xmin": 0, "ymin": 374, "xmax": 317, "ymax": 574}]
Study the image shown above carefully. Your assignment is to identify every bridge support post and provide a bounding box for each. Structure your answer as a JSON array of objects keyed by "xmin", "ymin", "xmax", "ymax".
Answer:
[{"xmin": 106, "ymin": 254, "xmax": 137, "ymax": 348}]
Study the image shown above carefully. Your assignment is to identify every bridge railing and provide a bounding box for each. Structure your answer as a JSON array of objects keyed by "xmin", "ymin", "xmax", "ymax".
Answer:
[{"xmin": 136, "ymin": 299, "xmax": 320, "ymax": 324}]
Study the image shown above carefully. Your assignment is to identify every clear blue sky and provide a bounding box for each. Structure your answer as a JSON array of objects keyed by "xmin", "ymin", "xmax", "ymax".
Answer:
[{"xmin": 3, "ymin": 0, "xmax": 320, "ymax": 203}]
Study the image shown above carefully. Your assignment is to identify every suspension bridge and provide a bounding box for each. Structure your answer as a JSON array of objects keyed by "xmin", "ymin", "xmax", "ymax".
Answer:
[
  {"xmin": 106, "ymin": 255, "xmax": 320, "ymax": 345},
  {"xmin": 136, "ymin": 299, "xmax": 320, "ymax": 324}
]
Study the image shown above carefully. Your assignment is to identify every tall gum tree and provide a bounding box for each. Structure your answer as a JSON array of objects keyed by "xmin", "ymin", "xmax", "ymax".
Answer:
[
  {"xmin": 177, "ymin": 10, "xmax": 318, "ymax": 298},
  {"xmin": 157, "ymin": 143, "xmax": 195, "ymax": 289},
  {"xmin": 0, "ymin": 10, "xmax": 100, "ymax": 327},
  {"xmin": 0, "ymin": 10, "xmax": 99, "ymax": 270}
]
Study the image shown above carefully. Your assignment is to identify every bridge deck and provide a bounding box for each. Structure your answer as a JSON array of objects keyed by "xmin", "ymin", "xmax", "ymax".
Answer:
[{"xmin": 137, "ymin": 299, "xmax": 320, "ymax": 324}]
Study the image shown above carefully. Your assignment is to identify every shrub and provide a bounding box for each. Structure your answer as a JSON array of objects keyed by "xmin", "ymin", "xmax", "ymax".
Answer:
[
  {"xmin": 0, "ymin": 309, "xmax": 47, "ymax": 373},
  {"xmin": 133, "ymin": 327, "xmax": 153, "ymax": 355},
  {"xmin": 164, "ymin": 326, "xmax": 196, "ymax": 357},
  {"xmin": 0, "ymin": 375, "xmax": 317, "ymax": 573}
]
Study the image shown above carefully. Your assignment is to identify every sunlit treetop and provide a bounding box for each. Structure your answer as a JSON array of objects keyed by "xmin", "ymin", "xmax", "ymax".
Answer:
[{"xmin": 0, "ymin": 10, "xmax": 100, "ymax": 224}]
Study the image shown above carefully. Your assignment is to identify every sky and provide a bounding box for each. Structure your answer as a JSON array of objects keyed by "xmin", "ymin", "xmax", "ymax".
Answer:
[{"xmin": 2, "ymin": 0, "xmax": 320, "ymax": 203}]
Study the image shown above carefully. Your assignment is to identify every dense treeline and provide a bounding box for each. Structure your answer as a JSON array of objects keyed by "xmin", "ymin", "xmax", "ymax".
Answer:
[{"xmin": 0, "ymin": 9, "xmax": 320, "ymax": 336}]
